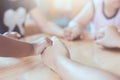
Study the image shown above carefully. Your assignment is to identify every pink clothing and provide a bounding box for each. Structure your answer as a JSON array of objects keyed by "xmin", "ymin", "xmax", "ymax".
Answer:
[{"xmin": 91, "ymin": 0, "xmax": 120, "ymax": 35}]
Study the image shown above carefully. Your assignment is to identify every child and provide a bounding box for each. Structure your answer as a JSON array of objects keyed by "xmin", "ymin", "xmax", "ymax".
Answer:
[{"xmin": 64, "ymin": 0, "xmax": 120, "ymax": 41}]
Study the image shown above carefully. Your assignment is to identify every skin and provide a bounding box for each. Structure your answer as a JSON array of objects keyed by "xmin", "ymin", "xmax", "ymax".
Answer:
[
  {"xmin": 0, "ymin": 34, "xmax": 52, "ymax": 57},
  {"xmin": 9, "ymin": 0, "xmax": 64, "ymax": 37},
  {"xmin": 42, "ymin": 37, "xmax": 120, "ymax": 80},
  {"xmin": 3, "ymin": 32, "xmax": 21, "ymax": 39},
  {"xmin": 29, "ymin": 7, "xmax": 64, "ymax": 37},
  {"xmin": 96, "ymin": 26, "xmax": 120, "ymax": 48},
  {"xmin": 64, "ymin": 0, "xmax": 120, "ymax": 41}
]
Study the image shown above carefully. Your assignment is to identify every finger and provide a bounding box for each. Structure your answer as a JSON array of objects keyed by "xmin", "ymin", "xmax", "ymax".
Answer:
[
  {"xmin": 97, "ymin": 28, "xmax": 105, "ymax": 39},
  {"xmin": 64, "ymin": 32, "xmax": 73, "ymax": 41},
  {"xmin": 70, "ymin": 32, "xmax": 78, "ymax": 40},
  {"xmin": 65, "ymin": 36, "xmax": 73, "ymax": 41},
  {"xmin": 64, "ymin": 28, "xmax": 72, "ymax": 38},
  {"xmin": 65, "ymin": 32, "xmax": 75, "ymax": 41},
  {"xmin": 12, "ymin": 32, "xmax": 21, "ymax": 38},
  {"xmin": 51, "ymin": 36, "xmax": 69, "ymax": 53},
  {"xmin": 34, "ymin": 37, "xmax": 52, "ymax": 55},
  {"xmin": 51, "ymin": 36, "xmax": 66, "ymax": 47}
]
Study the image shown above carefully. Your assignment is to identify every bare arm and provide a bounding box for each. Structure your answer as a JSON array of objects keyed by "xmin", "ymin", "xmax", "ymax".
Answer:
[
  {"xmin": 42, "ymin": 37, "xmax": 119, "ymax": 80},
  {"xmin": 70, "ymin": 1, "xmax": 94, "ymax": 29},
  {"xmin": 55, "ymin": 56, "xmax": 119, "ymax": 80},
  {"xmin": 64, "ymin": 1, "xmax": 94, "ymax": 40},
  {"xmin": 0, "ymin": 34, "xmax": 51, "ymax": 58},
  {"xmin": 30, "ymin": 7, "xmax": 64, "ymax": 37},
  {"xmin": 0, "ymin": 34, "xmax": 34, "ymax": 57}
]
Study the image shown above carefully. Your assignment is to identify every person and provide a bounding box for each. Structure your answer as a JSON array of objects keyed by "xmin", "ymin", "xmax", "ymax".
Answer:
[
  {"xmin": 64, "ymin": 0, "xmax": 120, "ymax": 41},
  {"xmin": 0, "ymin": 0, "xmax": 63, "ymax": 37},
  {"xmin": 0, "ymin": 34, "xmax": 52, "ymax": 57},
  {"xmin": 41, "ymin": 37, "xmax": 120, "ymax": 80}
]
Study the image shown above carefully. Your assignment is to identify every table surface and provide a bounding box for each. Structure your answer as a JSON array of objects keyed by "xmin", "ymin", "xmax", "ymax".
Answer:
[{"xmin": 0, "ymin": 34, "xmax": 120, "ymax": 80}]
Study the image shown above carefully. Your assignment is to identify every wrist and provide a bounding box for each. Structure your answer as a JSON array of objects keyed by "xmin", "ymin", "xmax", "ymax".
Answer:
[{"xmin": 47, "ymin": 22, "xmax": 64, "ymax": 37}]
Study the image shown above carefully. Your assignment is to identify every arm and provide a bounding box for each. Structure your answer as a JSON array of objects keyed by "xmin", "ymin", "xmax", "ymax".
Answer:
[
  {"xmin": 29, "ymin": 7, "xmax": 64, "ymax": 37},
  {"xmin": 70, "ymin": 1, "xmax": 94, "ymax": 29},
  {"xmin": 42, "ymin": 37, "xmax": 119, "ymax": 80},
  {"xmin": 96, "ymin": 25, "xmax": 120, "ymax": 48},
  {"xmin": 64, "ymin": 1, "xmax": 94, "ymax": 40},
  {"xmin": 55, "ymin": 56, "xmax": 119, "ymax": 80},
  {"xmin": 0, "ymin": 34, "xmax": 51, "ymax": 58},
  {"xmin": 0, "ymin": 34, "xmax": 34, "ymax": 57}
]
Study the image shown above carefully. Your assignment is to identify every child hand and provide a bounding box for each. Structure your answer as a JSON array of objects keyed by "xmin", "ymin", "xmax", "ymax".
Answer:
[
  {"xmin": 41, "ymin": 37, "xmax": 70, "ymax": 70},
  {"xmin": 3, "ymin": 32, "xmax": 21, "ymax": 39},
  {"xmin": 32, "ymin": 37, "xmax": 52, "ymax": 55},
  {"xmin": 96, "ymin": 26, "xmax": 120, "ymax": 48},
  {"xmin": 64, "ymin": 22, "xmax": 84, "ymax": 41}
]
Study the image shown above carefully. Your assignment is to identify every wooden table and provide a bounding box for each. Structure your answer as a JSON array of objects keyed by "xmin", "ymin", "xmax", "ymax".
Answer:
[{"xmin": 0, "ymin": 34, "xmax": 120, "ymax": 80}]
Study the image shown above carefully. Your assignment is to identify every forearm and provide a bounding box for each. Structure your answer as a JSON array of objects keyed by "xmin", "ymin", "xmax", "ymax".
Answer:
[
  {"xmin": 30, "ymin": 7, "xmax": 49, "ymax": 28},
  {"xmin": 69, "ymin": 1, "xmax": 94, "ymax": 30},
  {"xmin": 30, "ymin": 7, "xmax": 64, "ymax": 37},
  {"xmin": 68, "ymin": 21, "xmax": 85, "ymax": 31},
  {"xmin": 0, "ymin": 34, "xmax": 34, "ymax": 57},
  {"xmin": 55, "ymin": 57, "xmax": 119, "ymax": 80}
]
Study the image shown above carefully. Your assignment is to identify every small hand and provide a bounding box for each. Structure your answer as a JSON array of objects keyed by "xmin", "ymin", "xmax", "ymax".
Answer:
[
  {"xmin": 96, "ymin": 26, "xmax": 120, "ymax": 48},
  {"xmin": 3, "ymin": 32, "xmax": 21, "ymax": 39},
  {"xmin": 64, "ymin": 22, "xmax": 84, "ymax": 41},
  {"xmin": 42, "ymin": 37, "xmax": 70, "ymax": 70}
]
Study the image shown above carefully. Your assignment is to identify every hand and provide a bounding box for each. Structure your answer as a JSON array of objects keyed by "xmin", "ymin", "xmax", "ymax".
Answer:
[
  {"xmin": 64, "ymin": 22, "xmax": 84, "ymax": 41},
  {"xmin": 3, "ymin": 32, "xmax": 21, "ymax": 39},
  {"xmin": 41, "ymin": 37, "xmax": 70, "ymax": 70},
  {"xmin": 32, "ymin": 37, "xmax": 52, "ymax": 55},
  {"xmin": 96, "ymin": 26, "xmax": 120, "ymax": 48}
]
